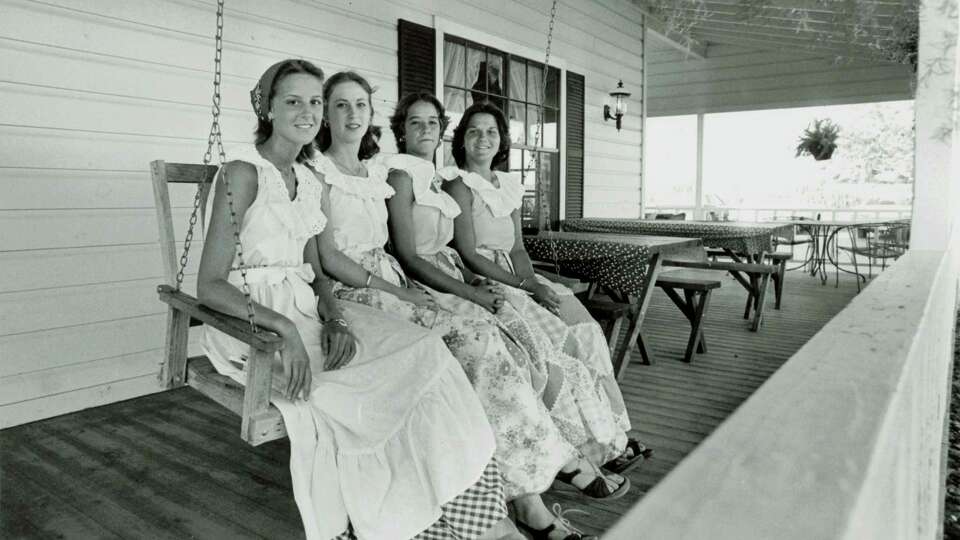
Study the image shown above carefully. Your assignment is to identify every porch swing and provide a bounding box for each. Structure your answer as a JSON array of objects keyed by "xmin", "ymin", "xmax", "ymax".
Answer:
[
  {"xmin": 150, "ymin": 1, "xmax": 564, "ymax": 447},
  {"xmin": 151, "ymin": 0, "xmax": 285, "ymax": 446}
]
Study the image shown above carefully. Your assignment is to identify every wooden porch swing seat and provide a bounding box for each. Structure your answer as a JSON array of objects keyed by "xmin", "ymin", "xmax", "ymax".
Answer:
[{"xmin": 151, "ymin": 161, "xmax": 287, "ymax": 446}]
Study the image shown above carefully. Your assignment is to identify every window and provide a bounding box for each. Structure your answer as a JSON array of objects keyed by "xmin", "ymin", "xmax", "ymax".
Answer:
[{"xmin": 442, "ymin": 35, "xmax": 561, "ymax": 230}]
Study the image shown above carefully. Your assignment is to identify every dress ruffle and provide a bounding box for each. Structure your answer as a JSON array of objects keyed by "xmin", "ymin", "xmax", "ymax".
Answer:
[
  {"xmin": 384, "ymin": 154, "xmax": 461, "ymax": 218},
  {"xmin": 459, "ymin": 170, "xmax": 524, "ymax": 218},
  {"xmin": 222, "ymin": 145, "xmax": 327, "ymax": 240},
  {"xmin": 309, "ymin": 153, "xmax": 395, "ymax": 200}
]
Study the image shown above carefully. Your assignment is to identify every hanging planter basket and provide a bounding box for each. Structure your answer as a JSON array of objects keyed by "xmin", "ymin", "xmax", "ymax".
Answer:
[{"xmin": 796, "ymin": 119, "xmax": 840, "ymax": 161}]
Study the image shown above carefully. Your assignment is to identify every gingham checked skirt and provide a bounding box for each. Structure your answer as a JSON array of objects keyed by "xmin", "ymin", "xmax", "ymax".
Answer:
[{"xmin": 331, "ymin": 459, "xmax": 507, "ymax": 540}]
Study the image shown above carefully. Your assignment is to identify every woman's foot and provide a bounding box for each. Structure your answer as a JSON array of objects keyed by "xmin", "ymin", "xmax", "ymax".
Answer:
[
  {"xmin": 555, "ymin": 456, "xmax": 630, "ymax": 500},
  {"xmin": 513, "ymin": 497, "xmax": 597, "ymax": 540},
  {"xmin": 602, "ymin": 438, "xmax": 653, "ymax": 475}
]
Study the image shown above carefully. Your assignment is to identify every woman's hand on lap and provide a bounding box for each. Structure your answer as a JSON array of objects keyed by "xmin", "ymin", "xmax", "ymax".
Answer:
[
  {"xmin": 321, "ymin": 320, "xmax": 357, "ymax": 371},
  {"xmin": 279, "ymin": 330, "xmax": 313, "ymax": 401},
  {"xmin": 531, "ymin": 283, "xmax": 561, "ymax": 314},
  {"xmin": 398, "ymin": 287, "xmax": 436, "ymax": 308},
  {"xmin": 471, "ymin": 284, "xmax": 505, "ymax": 314}
]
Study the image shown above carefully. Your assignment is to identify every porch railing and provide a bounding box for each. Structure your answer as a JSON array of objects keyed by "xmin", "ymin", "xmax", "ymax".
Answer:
[
  {"xmin": 643, "ymin": 205, "xmax": 912, "ymax": 222},
  {"xmin": 606, "ymin": 229, "xmax": 960, "ymax": 539}
]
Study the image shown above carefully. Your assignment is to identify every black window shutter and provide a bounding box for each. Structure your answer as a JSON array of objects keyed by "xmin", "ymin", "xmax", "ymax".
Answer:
[
  {"xmin": 565, "ymin": 71, "xmax": 585, "ymax": 220},
  {"xmin": 397, "ymin": 19, "xmax": 436, "ymax": 99}
]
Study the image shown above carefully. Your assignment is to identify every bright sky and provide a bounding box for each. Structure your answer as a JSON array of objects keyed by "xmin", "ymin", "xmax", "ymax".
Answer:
[{"xmin": 645, "ymin": 100, "xmax": 915, "ymax": 210}]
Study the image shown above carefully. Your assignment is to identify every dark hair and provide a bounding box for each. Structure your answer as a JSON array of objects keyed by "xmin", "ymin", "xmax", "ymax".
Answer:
[
  {"xmin": 315, "ymin": 71, "xmax": 380, "ymax": 161},
  {"xmin": 253, "ymin": 59, "xmax": 325, "ymax": 162},
  {"xmin": 389, "ymin": 92, "xmax": 450, "ymax": 154},
  {"xmin": 451, "ymin": 101, "xmax": 511, "ymax": 168}
]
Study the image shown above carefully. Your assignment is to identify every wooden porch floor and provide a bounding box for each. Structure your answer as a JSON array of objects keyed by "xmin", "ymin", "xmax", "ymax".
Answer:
[{"xmin": 2, "ymin": 271, "xmax": 862, "ymax": 539}]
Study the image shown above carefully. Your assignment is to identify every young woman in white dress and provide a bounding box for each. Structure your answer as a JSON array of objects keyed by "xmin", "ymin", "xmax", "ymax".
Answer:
[
  {"xmin": 442, "ymin": 101, "xmax": 653, "ymax": 482},
  {"xmin": 197, "ymin": 59, "xmax": 518, "ymax": 540}
]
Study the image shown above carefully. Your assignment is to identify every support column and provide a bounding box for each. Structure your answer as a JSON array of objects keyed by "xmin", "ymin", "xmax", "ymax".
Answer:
[{"xmin": 910, "ymin": 1, "xmax": 960, "ymax": 250}]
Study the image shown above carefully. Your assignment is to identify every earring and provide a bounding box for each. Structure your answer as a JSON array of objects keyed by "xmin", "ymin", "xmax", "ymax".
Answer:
[{"xmin": 267, "ymin": 112, "xmax": 274, "ymax": 120}]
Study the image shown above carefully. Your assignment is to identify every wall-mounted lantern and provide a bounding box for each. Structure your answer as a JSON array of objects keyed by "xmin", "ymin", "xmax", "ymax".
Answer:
[{"xmin": 603, "ymin": 80, "xmax": 631, "ymax": 131}]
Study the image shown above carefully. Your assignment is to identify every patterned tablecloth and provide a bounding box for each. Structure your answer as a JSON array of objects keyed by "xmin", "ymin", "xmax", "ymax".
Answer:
[
  {"xmin": 523, "ymin": 234, "xmax": 651, "ymax": 297},
  {"xmin": 562, "ymin": 218, "xmax": 794, "ymax": 255}
]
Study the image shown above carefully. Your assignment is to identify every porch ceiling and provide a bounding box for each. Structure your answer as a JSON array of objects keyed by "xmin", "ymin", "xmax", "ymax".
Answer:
[{"xmin": 633, "ymin": 0, "xmax": 917, "ymax": 64}]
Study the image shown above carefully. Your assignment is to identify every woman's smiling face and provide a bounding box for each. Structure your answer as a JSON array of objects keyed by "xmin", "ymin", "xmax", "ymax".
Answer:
[
  {"xmin": 462, "ymin": 112, "xmax": 500, "ymax": 165},
  {"xmin": 269, "ymin": 73, "xmax": 324, "ymax": 145},
  {"xmin": 403, "ymin": 100, "xmax": 442, "ymax": 158},
  {"xmin": 325, "ymin": 80, "xmax": 371, "ymax": 145}
]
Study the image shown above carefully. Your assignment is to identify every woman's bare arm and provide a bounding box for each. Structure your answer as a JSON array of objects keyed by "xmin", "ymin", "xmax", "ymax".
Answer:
[
  {"xmin": 197, "ymin": 161, "xmax": 296, "ymax": 336},
  {"xmin": 386, "ymin": 170, "xmax": 476, "ymax": 297},
  {"xmin": 445, "ymin": 178, "xmax": 532, "ymax": 290}
]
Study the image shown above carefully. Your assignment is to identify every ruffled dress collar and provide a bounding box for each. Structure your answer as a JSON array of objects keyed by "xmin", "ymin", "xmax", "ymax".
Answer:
[
  {"xmin": 460, "ymin": 169, "xmax": 524, "ymax": 218},
  {"xmin": 223, "ymin": 144, "xmax": 327, "ymax": 240},
  {"xmin": 307, "ymin": 152, "xmax": 394, "ymax": 201},
  {"xmin": 384, "ymin": 154, "xmax": 461, "ymax": 218}
]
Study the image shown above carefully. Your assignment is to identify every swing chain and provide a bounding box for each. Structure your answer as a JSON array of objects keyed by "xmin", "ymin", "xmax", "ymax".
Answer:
[
  {"xmin": 175, "ymin": 0, "xmax": 258, "ymax": 333},
  {"xmin": 527, "ymin": 0, "xmax": 557, "ymax": 233},
  {"xmin": 529, "ymin": 0, "xmax": 563, "ymax": 273}
]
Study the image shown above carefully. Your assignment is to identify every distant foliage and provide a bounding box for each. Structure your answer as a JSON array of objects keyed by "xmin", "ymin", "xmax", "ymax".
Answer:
[{"xmin": 830, "ymin": 104, "xmax": 914, "ymax": 185}]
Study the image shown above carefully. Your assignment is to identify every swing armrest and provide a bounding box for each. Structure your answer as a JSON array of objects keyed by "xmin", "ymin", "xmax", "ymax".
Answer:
[{"xmin": 157, "ymin": 285, "xmax": 284, "ymax": 353}]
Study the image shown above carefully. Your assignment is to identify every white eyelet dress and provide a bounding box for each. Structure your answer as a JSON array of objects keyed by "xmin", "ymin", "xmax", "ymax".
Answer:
[
  {"xmin": 456, "ymin": 170, "xmax": 632, "ymax": 464},
  {"xmin": 309, "ymin": 152, "xmax": 578, "ymax": 500},
  {"xmin": 387, "ymin": 154, "xmax": 630, "ymax": 467},
  {"xmin": 200, "ymin": 146, "xmax": 505, "ymax": 540}
]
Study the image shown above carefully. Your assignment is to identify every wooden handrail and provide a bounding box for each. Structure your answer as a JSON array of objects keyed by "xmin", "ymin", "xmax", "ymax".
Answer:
[{"xmin": 606, "ymin": 245, "xmax": 960, "ymax": 539}]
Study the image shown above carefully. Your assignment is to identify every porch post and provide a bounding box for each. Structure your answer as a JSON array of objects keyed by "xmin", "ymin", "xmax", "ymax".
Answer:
[
  {"xmin": 910, "ymin": 1, "xmax": 960, "ymax": 250},
  {"xmin": 640, "ymin": 20, "xmax": 649, "ymax": 218},
  {"xmin": 695, "ymin": 112, "xmax": 704, "ymax": 220}
]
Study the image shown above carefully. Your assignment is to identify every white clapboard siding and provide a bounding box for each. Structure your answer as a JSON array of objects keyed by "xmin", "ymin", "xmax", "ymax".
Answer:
[
  {"xmin": 0, "ymin": 0, "xmax": 647, "ymax": 426},
  {"xmin": 647, "ymin": 42, "xmax": 913, "ymax": 116}
]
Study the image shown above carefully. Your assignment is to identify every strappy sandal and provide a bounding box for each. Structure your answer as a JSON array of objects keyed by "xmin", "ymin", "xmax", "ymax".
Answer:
[
  {"xmin": 515, "ymin": 504, "xmax": 598, "ymax": 540},
  {"xmin": 554, "ymin": 466, "xmax": 630, "ymax": 500},
  {"xmin": 602, "ymin": 438, "xmax": 653, "ymax": 475}
]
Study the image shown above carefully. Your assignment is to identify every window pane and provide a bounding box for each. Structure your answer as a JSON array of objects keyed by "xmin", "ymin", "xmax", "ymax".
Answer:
[
  {"xmin": 509, "ymin": 59, "xmax": 526, "ymax": 100},
  {"xmin": 509, "ymin": 148, "xmax": 524, "ymax": 175},
  {"xmin": 543, "ymin": 107, "xmax": 558, "ymax": 149},
  {"xmin": 544, "ymin": 67, "xmax": 559, "ymax": 108},
  {"xmin": 527, "ymin": 64, "xmax": 543, "ymax": 105},
  {"xmin": 526, "ymin": 105, "xmax": 541, "ymax": 147},
  {"xmin": 486, "ymin": 52, "xmax": 505, "ymax": 97},
  {"xmin": 467, "ymin": 45, "xmax": 485, "ymax": 94},
  {"xmin": 645, "ymin": 115, "xmax": 697, "ymax": 208},
  {"xmin": 509, "ymin": 102, "xmax": 525, "ymax": 145},
  {"xmin": 443, "ymin": 40, "xmax": 466, "ymax": 87},
  {"xmin": 444, "ymin": 88, "xmax": 467, "ymax": 139}
]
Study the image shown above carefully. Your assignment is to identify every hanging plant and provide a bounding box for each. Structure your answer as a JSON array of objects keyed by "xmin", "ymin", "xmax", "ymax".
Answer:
[{"xmin": 796, "ymin": 119, "xmax": 841, "ymax": 161}]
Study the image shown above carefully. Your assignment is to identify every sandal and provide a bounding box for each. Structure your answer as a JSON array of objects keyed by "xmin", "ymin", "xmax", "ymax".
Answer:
[
  {"xmin": 555, "ymin": 466, "xmax": 630, "ymax": 500},
  {"xmin": 515, "ymin": 504, "xmax": 598, "ymax": 540},
  {"xmin": 602, "ymin": 438, "xmax": 653, "ymax": 475}
]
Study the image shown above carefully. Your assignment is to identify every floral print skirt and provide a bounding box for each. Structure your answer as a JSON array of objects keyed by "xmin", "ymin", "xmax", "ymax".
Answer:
[
  {"xmin": 474, "ymin": 248, "xmax": 631, "ymax": 466},
  {"xmin": 333, "ymin": 248, "xmax": 575, "ymax": 499}
]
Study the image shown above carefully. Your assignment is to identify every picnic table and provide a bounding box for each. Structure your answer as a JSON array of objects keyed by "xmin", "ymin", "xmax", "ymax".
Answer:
[
  {"xmin": 562, "ymin": 218, "xmax": 793, "ymax": 258},
  {"xmin": 562, "ymin": 218, "xmax": 784, "ymax": 327},
  {"xmin": 524, "ymin": 231, "xmax": 703, "ymax": 375}
]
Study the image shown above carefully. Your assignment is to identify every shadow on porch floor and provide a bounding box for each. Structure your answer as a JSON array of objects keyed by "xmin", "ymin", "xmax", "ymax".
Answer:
[{"xmin": 2, "ymin": 271, "xmax": 863, "ymax": 538}]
